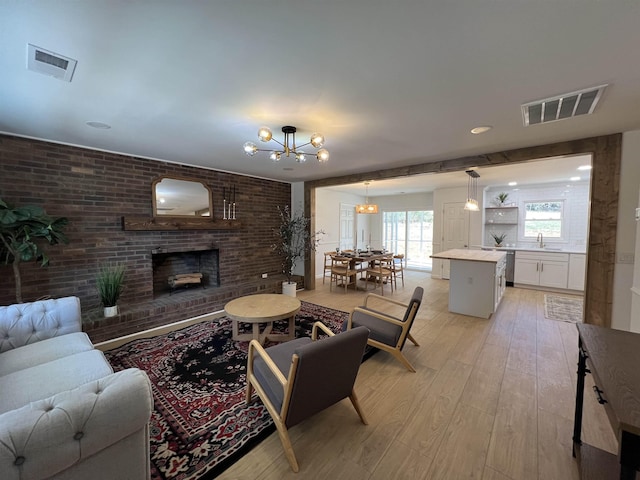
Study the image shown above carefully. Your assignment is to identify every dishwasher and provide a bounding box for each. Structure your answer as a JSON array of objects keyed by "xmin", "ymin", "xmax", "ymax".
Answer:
[{"xmin": 505, "ymin": 250, "xmax": 515, "ymax": 286}]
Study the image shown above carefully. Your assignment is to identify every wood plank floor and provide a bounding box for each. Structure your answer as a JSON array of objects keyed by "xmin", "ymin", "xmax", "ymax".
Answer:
[{"xmin": 219, "ymin": 271, "xmax": 618, "ymax": 479}]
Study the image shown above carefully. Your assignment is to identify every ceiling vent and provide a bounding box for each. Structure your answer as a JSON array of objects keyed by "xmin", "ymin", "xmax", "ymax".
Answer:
[
  {"xmin": 521, "ymin": 84, "xmax": 607, "ymax": 126},
  {"xmin": 27, "ymin": 44, "xmax": 77, "ymax": 82}
]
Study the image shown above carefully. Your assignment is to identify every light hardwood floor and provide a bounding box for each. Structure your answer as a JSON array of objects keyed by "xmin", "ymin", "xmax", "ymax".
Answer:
[{"xmin": 220, "ymin": 270, "xmax": 618, "ymax": 480}]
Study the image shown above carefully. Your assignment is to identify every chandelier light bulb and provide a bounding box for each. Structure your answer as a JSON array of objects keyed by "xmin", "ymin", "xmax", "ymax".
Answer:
[
  {"xmin": 316, "ymin": 149, "xmax": 329, "ymax": 163},
  {"xmin": 258, "ymin": 126, "xmax": 272, "ymax": 142},
  {"xmin": 296, "ymin": 153, "xmax": 306, "ymax": 163},
  {"xmin": 310, "ymin": 133, "xmax": 325, "ymax": 148},
  {"xmin": 270, "ymin": 151, "xmax": 281, "ymax": 162},
  {"xmin": 243, "ymin": 141, "xmax": 257, "ymax": 156}
]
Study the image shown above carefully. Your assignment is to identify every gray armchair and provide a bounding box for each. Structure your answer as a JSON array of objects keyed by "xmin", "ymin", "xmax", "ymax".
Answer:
[
  {"xmin": 246, "ymin": 322, "xmax": 370, "ymax": 472},
  {"xmin": 346, "ymin": 286, "xmax": 423, "ymax": 372}
]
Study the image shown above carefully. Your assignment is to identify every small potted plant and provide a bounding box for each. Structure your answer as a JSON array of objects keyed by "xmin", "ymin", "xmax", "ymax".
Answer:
[
  {"xmin": 272, "ymin": 205, "xmax": 322, "ymax": 297},
  {"xmin": 96, "ymin": 263, "xmax": 125, "ymax": 317},
  {"xmin": 491, "ymin": 232, "xmax": 507, "ymax": 247},
  {"xmin": 496, "ymin": 192, "xmax": 509, "ymax": 206}
]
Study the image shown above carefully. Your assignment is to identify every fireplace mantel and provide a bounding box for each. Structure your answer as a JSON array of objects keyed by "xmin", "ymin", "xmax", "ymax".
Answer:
[{"xmin": 122, "ymin": 216, "xmax": 241, "ymax": 231}]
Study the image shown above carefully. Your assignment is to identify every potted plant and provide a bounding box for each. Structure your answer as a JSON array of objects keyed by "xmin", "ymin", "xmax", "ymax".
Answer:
[
  {"xmin": 491, "ymin": 232, "xmax": 507, "ymax": 247},
  {"xmin": 0, "ymin": 198, "xmax": 68, "ymax": 303},
  {"xmin": 272, "ymin": 205, "xmax": 322, "ymax": 297},
  {"xmin": 496, "ymin": 192, "xmax": 509, "ymax": 206},
  {"xmin": 96, "ymin": 263, "xmax": 125, "ymax": 317}
]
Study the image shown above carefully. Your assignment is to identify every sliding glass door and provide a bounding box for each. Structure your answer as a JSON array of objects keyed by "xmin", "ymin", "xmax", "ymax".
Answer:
[{"xmin": 383, "ymin": 210, "xmax": 433, "ymax": 270}]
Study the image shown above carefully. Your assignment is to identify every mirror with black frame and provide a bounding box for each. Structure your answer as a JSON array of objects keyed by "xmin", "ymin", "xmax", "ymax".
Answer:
[{"xmin": 152, "ymin": 176, "xmax": 212, "ymax": 217}]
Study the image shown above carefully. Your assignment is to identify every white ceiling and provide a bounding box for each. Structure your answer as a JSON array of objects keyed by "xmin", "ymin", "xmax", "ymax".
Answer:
[{"xmin": 1, "ymin": 2, "xmax": 639, "ymax": 186}]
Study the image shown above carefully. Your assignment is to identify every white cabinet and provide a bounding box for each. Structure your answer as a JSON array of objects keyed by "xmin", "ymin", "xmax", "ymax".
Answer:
[
  {"xmin": 568, "ymin": 254, "xmax": 586, "ymax": 291},
  {"xmin": 514, "ymin": 251, "xmax": 569, "ymax": 289}
]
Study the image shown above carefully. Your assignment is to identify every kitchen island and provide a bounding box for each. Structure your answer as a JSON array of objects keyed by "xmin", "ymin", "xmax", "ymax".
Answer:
[{"xmin": 431, "ymin": 248, "xmax": 506, "ymax": 318}]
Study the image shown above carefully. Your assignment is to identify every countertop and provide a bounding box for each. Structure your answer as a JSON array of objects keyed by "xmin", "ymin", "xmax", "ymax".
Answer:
[
  {"xmin": 473, "ymin": 245, "xmax": 587, "ymax": 254},
  {"xmin": 431, "ymin": 249, "xmax": 506, "ymax": 263}
]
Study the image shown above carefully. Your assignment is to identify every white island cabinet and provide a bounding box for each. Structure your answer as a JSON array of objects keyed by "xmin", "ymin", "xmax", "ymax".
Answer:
[{"xmin": 431, "ymin": 249, "xmax": 506, "ymax": 319}]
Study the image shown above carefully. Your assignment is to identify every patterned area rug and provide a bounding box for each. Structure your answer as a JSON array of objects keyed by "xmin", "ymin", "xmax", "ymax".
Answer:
[
  {"xmin": 544, "ymin": 294, "xmax": 584, "ymax": 323},
  {"xmin": 105, "ymin": 300, "xmax": 349, "ymax": 480}
]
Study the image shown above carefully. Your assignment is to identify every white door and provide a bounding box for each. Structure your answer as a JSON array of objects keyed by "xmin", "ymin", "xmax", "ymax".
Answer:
[
  {"xmin": 441, "ymin": 202, "xmax": 469, "ymax": 279},
  {"xmin": 339, "ymin": 203, "xmax": 356, "ymax": 251}
]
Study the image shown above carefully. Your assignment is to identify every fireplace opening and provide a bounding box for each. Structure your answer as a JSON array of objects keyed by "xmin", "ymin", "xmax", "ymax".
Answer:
[{"xmin": 152, "ymin": 249, "xmax": 220, "ymax": 297}]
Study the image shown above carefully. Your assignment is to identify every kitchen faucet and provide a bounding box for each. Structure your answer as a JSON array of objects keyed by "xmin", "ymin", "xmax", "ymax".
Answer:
[{"xmin": 537, "ymin": 233, "xmax": 544, "ymax": 248}]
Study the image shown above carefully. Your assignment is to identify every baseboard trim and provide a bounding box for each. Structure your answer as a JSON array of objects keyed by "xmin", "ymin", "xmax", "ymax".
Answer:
[{"xmin": 95, "ymin": 309, "xmax": 225, "ymax": 351}]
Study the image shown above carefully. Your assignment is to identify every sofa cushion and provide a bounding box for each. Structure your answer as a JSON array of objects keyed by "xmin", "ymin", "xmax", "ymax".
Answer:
[
  {"xmin": 0, "ymin": 349, "xmax": 113, "ymax": 415},
  {"xmin": 0, "ymin": 297, "xmax": 82, "ymax": 353},
  {"xmin": 0, "ymin": 332, "xmax": 94, "ymax": 377}
]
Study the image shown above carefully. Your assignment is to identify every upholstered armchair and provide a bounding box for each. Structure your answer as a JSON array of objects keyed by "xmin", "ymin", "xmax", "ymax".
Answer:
[
  {"xmin": 346, "ymin": 286, "xmax": 424, "ymax": 372},
  {"xmin": 246, "ymin": 322, "xmax": 370, "ymax": 472}
]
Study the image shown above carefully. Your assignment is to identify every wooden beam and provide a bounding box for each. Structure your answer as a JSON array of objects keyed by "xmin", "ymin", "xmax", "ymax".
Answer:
[{"xmin": 304, "ymin": 134, "xmax": 622, "ymax": 328}]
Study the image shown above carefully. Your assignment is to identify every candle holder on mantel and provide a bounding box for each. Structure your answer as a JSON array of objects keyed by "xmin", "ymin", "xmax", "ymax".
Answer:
[{"xmin": 222, "ymin": 185, "xmax": 237, "ymax": 221}]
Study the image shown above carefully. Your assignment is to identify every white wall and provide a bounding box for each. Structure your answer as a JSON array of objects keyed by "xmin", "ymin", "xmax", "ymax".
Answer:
[
  {"xmin": 483, "ymin": 182, "xmax": 590, "ymax": 250},
  {"xmin": 616, "ymin": 130, "xmax": 640, "ymax": 331}
]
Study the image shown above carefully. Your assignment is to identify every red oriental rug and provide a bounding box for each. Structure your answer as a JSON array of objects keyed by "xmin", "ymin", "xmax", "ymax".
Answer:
[{"xmin": 104, "ymin": 301, "xmax": 349, "ymax": 480}]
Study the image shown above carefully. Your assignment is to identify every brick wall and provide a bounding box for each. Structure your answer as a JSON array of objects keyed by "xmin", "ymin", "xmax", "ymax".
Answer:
[{"xmin": 0, "ymin": 134, "xmax": 291, "ymax": 342}]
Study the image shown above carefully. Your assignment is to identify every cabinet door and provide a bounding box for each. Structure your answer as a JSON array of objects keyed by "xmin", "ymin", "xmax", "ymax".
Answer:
[
  {"xmin": 539, "ymin": 261, "xmax": 568, "ymax": 289},
  {"xmin": 514, "ymin": 259, "xmax": 540, "ymax": 285},
  {"xmin": 568, "ymin": 254, "xmax": 586, "ymax": 291}
]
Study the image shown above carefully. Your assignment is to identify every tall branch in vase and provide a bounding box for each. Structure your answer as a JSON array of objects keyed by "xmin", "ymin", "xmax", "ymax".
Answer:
[{"xmin": 272, "ymin": 205, "xmax": 323, "ymax": 284}]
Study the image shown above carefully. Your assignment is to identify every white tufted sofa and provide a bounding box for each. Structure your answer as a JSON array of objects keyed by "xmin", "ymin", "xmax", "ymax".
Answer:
[{"xmin": 0, "ymin": 296, "xmax": 153, "ymax": 480}]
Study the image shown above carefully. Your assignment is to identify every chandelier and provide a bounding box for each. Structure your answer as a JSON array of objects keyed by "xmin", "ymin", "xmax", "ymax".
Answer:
[
  {"xmin": 464, "ymin": 169, "xmax": 480, "ymax": 211},
  {"xmin": 356, "ymin": 181, "xmax": 378, "ymax": 214},
  {"xmin": 243, "ymin": 125, "xmax": 329, "ymax": 163}
]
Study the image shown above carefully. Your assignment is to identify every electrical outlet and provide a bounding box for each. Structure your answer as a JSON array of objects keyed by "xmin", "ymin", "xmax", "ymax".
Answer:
[
  {"xmin": 261, "ymin": 273, "xmax": 268, "ymax": 278},
  {"xmin": 617, "ymin": 253, "xmax": 635, "ymax": 264}
]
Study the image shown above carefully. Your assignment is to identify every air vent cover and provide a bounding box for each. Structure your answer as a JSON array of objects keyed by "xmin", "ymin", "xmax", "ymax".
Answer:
[
  {"xmin": 27, "ymin": 44, "xmax": 77, "ymax": 82},
  {"xmin": 521, "ymin": 84, "xmax": 607, "ymax": 126}
]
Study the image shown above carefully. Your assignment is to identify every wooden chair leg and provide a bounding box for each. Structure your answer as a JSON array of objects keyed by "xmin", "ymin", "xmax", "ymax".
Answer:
[
  {"xmin": 273, "ymin": 419, "xmax": 299, "ymax": 472},
  {"xmin": 407, "ymin": 333, "xmax": 420, "ymax": 346},
  {"xmin": 245, "ymin": 380, "xmax": 254, "ymax": 405},
  {"xmin": 392, "ymin": 350, "xmax": 416, "ymax": 372},
  {"xmin": 349, "ymin": 391, "xmax": 368, "ymax": 425}
]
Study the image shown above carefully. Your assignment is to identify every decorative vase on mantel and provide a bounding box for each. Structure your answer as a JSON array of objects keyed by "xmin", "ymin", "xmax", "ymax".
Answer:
[{"xmin": 282, "ymin": 281, "xmax": 297, "ymax": 297}]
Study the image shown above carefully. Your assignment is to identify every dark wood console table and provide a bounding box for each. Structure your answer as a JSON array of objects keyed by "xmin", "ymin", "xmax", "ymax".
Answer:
[{"xmin": 573, "ymin": 323, "xmax": 640, "ymax": 479}]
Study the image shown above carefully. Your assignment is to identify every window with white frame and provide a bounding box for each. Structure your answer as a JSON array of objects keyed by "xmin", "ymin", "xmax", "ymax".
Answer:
[{"xmin": 523, "ymin": 201, "xmax": 564, "ymax": 238}]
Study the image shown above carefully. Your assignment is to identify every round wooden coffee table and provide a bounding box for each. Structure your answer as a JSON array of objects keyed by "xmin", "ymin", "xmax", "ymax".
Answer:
[{"xmin": 225, "ymin": 294, "xmax": 301, "ymax": 344}]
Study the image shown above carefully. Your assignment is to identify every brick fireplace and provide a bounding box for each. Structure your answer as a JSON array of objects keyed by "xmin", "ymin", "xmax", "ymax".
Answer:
[{"xmin": 0, "ymin": 134, "xmax": 291, "ymax": 343}]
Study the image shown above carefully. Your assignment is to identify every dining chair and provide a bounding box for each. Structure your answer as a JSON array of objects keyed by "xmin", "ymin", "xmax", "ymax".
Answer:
[
  {"xmin": 246, "ymin": 322, "xmax": 370, "ymax": 472},
  {"xmin": 330, "ymin": 256, "xmax": 355, "ymax": 293},
  {"xmin": 322, "ymin": 251, "xmax": 335, "ymax": 284},
  {"xmin": 365, "ymin": 254, "xmax": 394, "ymax": 295},
  {"xmin": 391, "ymin": 254, "xmax": 405, "ymax": 288},
  {"xmin": 345, "ymin": 286, "xmax": 424, "ymax": 372}
]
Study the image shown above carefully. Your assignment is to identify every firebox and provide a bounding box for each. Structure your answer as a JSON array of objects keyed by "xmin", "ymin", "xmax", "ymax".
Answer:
[{"xmin": 151, "ymin": 248, "xmax": 220, "ymax": 297}]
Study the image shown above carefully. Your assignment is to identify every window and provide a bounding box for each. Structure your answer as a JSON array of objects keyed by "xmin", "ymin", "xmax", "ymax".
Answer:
[
  {"xmin": 383, "ymin": 210, "xmax": 433, "ymax": 270},
  {"xmin": 523, "ymin": 201, "xmax": 563, "ymax": 238}
]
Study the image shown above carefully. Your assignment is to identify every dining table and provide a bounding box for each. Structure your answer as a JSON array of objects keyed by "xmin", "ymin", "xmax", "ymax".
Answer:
[{"xmin": 335, "ymin": 251, "xmax": 394, "ymax": 291}]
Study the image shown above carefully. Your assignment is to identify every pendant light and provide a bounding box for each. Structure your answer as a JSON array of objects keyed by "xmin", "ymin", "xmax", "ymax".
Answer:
[
  {"xmin": 355, "ymin": 181, "xmax": 378, "ymax": 214},
  {"xmin": 464, "ymin": 169, "xmax": 480, "ymax": 211}
]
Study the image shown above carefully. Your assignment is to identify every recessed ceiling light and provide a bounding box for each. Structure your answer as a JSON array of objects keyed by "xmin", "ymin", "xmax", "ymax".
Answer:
[
  {"xmin": 508, "ymin": 181, "xmax": 517, "ymax": 186},
  {"xmin": 570, "ymin": 176, "xmax": 581, "ymax": 181},
  {"xmin": 470, "ymin": 125, "xmax": 492, "ymax": 135},
  {"xmin": 86, "ymin": 121, "xmax": 111, "ymax": 129},
  {"xmin": 577, "ymin": 165, "xmax": 592, "ymax": 171}
]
